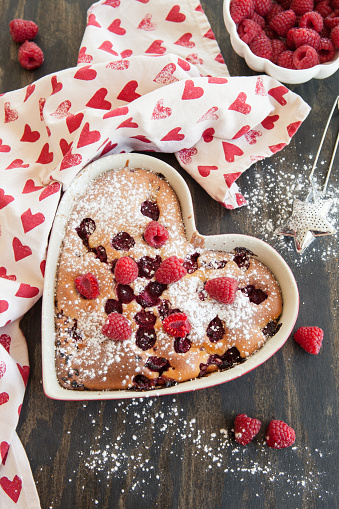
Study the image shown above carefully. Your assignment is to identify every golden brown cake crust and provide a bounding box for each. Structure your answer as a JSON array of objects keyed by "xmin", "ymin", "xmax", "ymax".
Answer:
[{"xmin": 54, "ymin": 168, "xmax": 282, "ymax": 391}]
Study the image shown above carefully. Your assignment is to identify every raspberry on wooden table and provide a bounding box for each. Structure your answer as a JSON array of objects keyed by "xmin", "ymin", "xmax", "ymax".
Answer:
[
  {"xmin": 18, "ymin": 41, "xmax": 44, "ymax": 70},
  {"xmin": 163, "ymin": 312, "xmax": 191, "ymax": 338},
  {"xmin": 205, "ymin": 277, "xmax": 238, "ymax": 304},
  {"xmin": 102, "ymin": 313, "xmax": 132, "ymax": 341},
  {"xmin": 265, "ymin": 420, "xmax": 296, "ymax": 448},
  {"xmin": 75, "ymin": 273, "xmax": 100, "ymax": 299},
  {"xmin": 234, "ymin": 414, "xmax": 261, "ymax": 445},
  {"xmin": 294, "ymin": 326, "xmax": 324, "ymax": 354},
  {"xmin": 114, "ymin": 256, "xmax": 138, "ymax": 284},
  {"xmin": 143, "ymin": 221, "xmax": 169, "ymax": 248},
  {"xmin": 9, "ymin": 19, "xmax": 38, "ymax": 43},
  {"xmin": 155, "ymin": 256, "xmax": 187, "ymax": 284}
]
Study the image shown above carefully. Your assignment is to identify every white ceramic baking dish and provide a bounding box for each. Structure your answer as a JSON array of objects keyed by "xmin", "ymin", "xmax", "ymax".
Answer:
[{"xmin": 41, "ymin": 153, "xmax": 299, "ymax": 400}]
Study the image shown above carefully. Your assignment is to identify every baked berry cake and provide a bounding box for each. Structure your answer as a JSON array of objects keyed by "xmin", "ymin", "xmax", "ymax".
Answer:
[{"xmin": 55, "ymin": 167, "xmax": 282, "ymax": 391}]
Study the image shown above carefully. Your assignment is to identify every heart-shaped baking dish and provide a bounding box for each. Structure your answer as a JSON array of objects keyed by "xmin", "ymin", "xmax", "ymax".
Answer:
[{"xmin": 42, "ymin": 153, "xmax": 299, "ymax": 400}]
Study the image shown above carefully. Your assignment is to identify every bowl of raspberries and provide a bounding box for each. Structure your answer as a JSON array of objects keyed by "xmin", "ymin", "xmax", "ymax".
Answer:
[{"xmin": 224, "ymin": 0, "xmax": 339, "ymax": 83}]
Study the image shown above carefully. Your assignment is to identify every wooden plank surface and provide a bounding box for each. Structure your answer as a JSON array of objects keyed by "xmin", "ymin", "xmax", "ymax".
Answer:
[{"xmin": 1, "ymin": 0, "xmax": 338, "ymax": 508}]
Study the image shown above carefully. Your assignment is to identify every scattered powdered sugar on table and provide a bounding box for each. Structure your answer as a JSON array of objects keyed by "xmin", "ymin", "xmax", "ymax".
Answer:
[
  {"xmin": 67, "ymin": 397, "xmax": 334, "ymax": 503},
  {"xmin": 241, "ymin": 149, "xmax": 338, "ymax": 265}
]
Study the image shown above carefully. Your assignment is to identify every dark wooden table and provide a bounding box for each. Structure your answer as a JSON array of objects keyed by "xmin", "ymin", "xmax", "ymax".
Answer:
[{"xmin": 1, "ymin": 1, "xmax": 338, "ymax": 508}]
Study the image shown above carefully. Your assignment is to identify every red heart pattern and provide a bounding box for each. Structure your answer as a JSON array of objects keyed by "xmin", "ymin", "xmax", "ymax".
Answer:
[
  {"xmin": 0, "ymin": 392, "xmax": 10, "ymax": 405},
  {"xmin": 36, "ymin": 143, "xmax": 54, "ymax": 164},
  {"xmin": 77, "ymin": 122, "xmax": 101, "ymax": 148},
  {"xmin": 0, "ymin": 189, "xmax": 14, "ymax": 209},
  {"xmin": 161, "ymin": 127, "xmax": 185, "ymax": 141},
  {"xmin": 12, "ymin": 238, "xmax": 32, "ymax": 261},
  {"xmin": 0, "ymin": 334, "xmax": 11, "ymax": 353},
  {"xmin": 174, "ymin": 33, "xmax": 195, "ymax": 48},
  {"xmin": 108, "ymin": 19, "xmax": 126, "ymax": 35},
  {"xmin": 202, "ymin": 127, "xmax": 215, "ymax": 143},
  {"xmin": 138, "ymin": 14, "xmax": 157, "ymax": 31},
  {"xmin": 4, "ymin": 102, "xmax": 18, "ymax": 123},
  {"xmin": 20, "ymin": 124, "xmax": 40, "ymax": 143},
  {"xmin": 0, "ymin": 361, "xmax": 6, "ymax": 379},
  {"xmin": 177, "ymin": 147, "xmax": 197, "ymax": 164},
  {"xmin": 153, "ymin": 64, "xmax": 178, "ymax": 84},
  {"xmin": 222, "ymin": 142, "xmax": 244, "ymax": 163},
  {"xmin": 0, "ymin": 269, "xmax": 16, "ymax": 282},
  {"xmin": 21, "ymin": 209, "xmax": 45, "ymax": 233},
  {"xmin": 98, "ymin": 40, "xmax": 119, "ymax": 55},
  {"xmin": 24, "ymin": 84, "xmax": 35, "ymax": 102},
  {"xmin": 182, "ymin": 80, "xmax": 204, "ymax": 100},
  {"xmin": 0, "ymin": 475, "xmax": 22, "ymax": 503},
  {"xmin": 22, "ymin": 180, "xmax": 43, "ymax": 194},
  {"xmin": 228, "ymin": 93, "xmax": 251, "ymax": 115},
  {"xmin": 151, "ymin": 99, "xmax": 172, "ymax": 119},
  {"xmin": 51, "ymin": 75, "xmax": 63, "ymax": 95},
  {"xmin": 16, "ymin": 364, "xmax": 30, "ymax": 386},
  {"xmin": 86, "ymin": 88, "xmax": 112, "ymax": 110},
  {"xmin": 51, "ymin": 100, "xmax": 72, "ymax": 118},
  {"xmin": 261, "ymin": 115, "xmax": 279, "ymax": 130},
  {"xmin": 117, "ymin": 81, "xmax": 141, "ymax": 102},
  {"xmin": 198, "ymin": 165, "xmax": 218, "ymax": 177},
  {"xmin": 166, "ymin": 5, "xmax": 186, "ymax": 22},
  {"xmin": 66, "ymin": 112, "xmax": 84, "ymax": 133},
  {"xmin": 0, "ymin": 139, "xmax": 11, "ymax": 152},
  {"xmin": 15, "ymin": 284, "xmax": 39, "ymax": 299},
  {"xmin": 145, "ymin": 40, "xmax": 166, "ymax": 54}
]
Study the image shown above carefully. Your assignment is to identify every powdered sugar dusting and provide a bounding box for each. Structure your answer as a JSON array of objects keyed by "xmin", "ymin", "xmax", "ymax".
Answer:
[
  {"xmin": 65, "ymin": 397, "xmax": 334, "ymax": 503},
  {"xmin": 242, "ymin": 149, "xmax": 338, "ymax": 265}
]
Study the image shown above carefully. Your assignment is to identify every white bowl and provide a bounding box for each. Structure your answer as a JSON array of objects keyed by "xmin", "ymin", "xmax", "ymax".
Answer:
[
  {"xmin": 41, "ymin": 153, "xmax": 299, "ymax": 400},
  {"xmin": 223, "ymin": 0, "xmax": 339, "ymax": 84}
]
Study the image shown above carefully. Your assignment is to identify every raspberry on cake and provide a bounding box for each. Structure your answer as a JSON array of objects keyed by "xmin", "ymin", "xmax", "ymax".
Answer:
[{"xmin": 54, "ymin": 167, "xmax": 283, "ymax": 391}]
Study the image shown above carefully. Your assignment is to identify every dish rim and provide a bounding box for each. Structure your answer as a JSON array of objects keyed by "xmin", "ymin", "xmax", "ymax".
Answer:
[{"xmin": 41, "ymin": 152, "xmax": 299, "ymax": 400}]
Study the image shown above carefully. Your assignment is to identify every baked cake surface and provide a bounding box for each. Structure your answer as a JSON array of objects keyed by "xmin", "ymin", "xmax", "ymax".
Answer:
[{"xmin": 54, "ymin": 167, "xmax": 282, "ymax": 391}]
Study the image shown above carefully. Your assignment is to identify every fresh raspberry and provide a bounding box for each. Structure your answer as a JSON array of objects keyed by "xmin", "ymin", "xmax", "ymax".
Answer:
[
  {"xmin": 249, "ymin": 33, "xmax": 274, "ymax": 57},
  {"xmin": 263, "ymin": 25, "xmax": 278, "ymax": 38},
  {"xmin": 331, "ymin": 24, "xmax": 339, "ymax": 46},
  {"xmin": 18, "ymin": 41, "xmax": 44, "ymax": 70},
  {"xmin": 277, "ymin": 49, "xmax": 297, "ymax": 66},
  {"xmin": 205, "ymin": 277, "xmax": 238, "ymax": 304},
  {"xmin": 290, "ymin": 0, "xmax": 314, "ymax": 14},
  {"xmin": 254, "ymin": 0, "xmax": 272, "ymax": 16},
  {"xmin": 250, "ymin": 11, "xmax": 266, "ymax": 27},
  {"xmin": 75, "ymin": 273, "xmax": 100, "ymax": 299},
  {"xmin": 238, "ymin": 19, "xmax": 263, "ymax": 43},
  {"xmin": 332, "ymin": 0, "xmax": 339, "ymax": 8},
  {"xmin": 315, "ymin": 1, "xmax": 333, "ymax": 18},
  {"xmin": 319, "ymin": 24, "xmax": 331, "ymax": 38},
  {"xmin": 269, "ymin": 10, "xmax": 297, "ymax": 37},
  {"xmin": 293, "ymin": 43, "xmax": 320, "ymax": 67},
  {"xmin": 286, "ymin": 27, "xmax": 299, "ymax": 48},
  {"xmin": 265, "ymin": 420, "xmax": 296, "ymax": 449},
  {"xmin": 294, "ymin": 326, "xmax": 324, "ymax": 354},
  {"xmin": 102, "ymin": 313, "xmax": 132, "ymax": 341},
  {"xmin": 155, "ymin": 256, "xmax": 187, "ymax": 284},
  {"xmin": 293, "ymin": 27, "xmax": 321, "ymax": 48},
  {"xmin": 266, "ymin": 3, "xmax": 284, "ymax": 23},
  {"xmin": 299, "ymin": 11, "xmax": 324, "ymax": 30},
  {"xmin": 114, "ymin": 256, "xmax": 138, "ymax": 284},
  {"xmin": 324, "ymin": 11, "xmax": 339, "ymax": 28},
  {"xmin": 230, "ymin": 0, "xmax": 255, "ymax": 24},
  {"xmin": 162, "ymin": 312, "xmax": 191, "ymax": 337},
  {"xmin": 9, "ymin": 19, "xmax": 38, "ymax": 43},
  {"xmin": 143, "ymin": 221, "xmax": 169, "ymax": 248},
  {"xmin": 318, "ymin": 36, "xmax": 336, "ymax": 59},
  {"xmin": 234, "ymin": 414, "xmax": 262, "ymax": 445},
  {"xmin": 271, "ymin": 38, "xmax": 287, "ymax": 61}
]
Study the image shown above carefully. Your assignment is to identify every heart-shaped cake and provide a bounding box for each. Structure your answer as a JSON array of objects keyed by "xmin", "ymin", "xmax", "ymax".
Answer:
[{"xmin": 54, "ymin": 166, "xmax": 282, "ymax": 391}]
